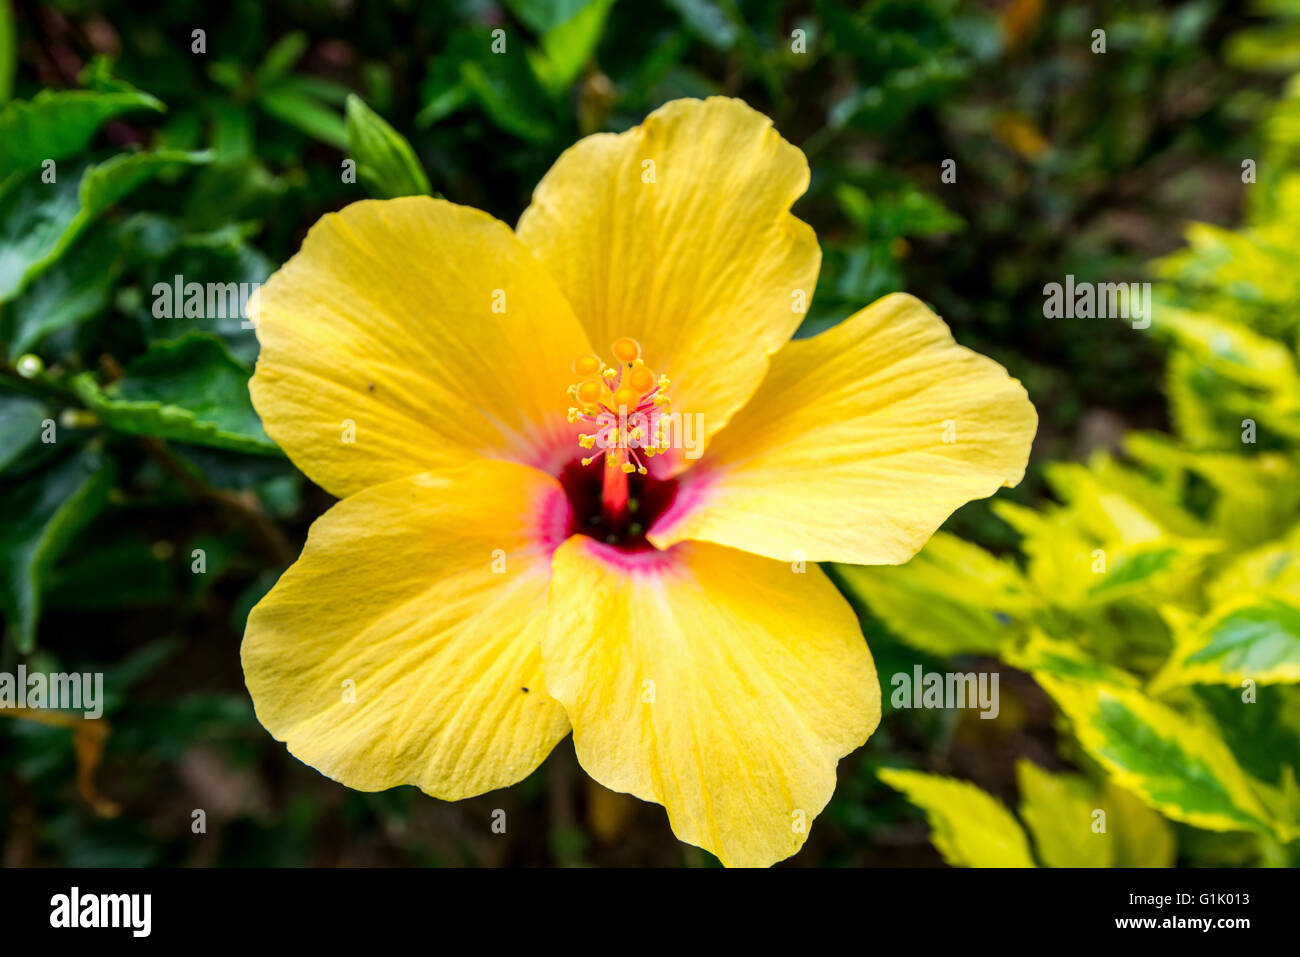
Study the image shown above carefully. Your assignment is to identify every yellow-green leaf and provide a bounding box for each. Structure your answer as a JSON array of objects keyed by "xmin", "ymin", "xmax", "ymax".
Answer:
[
  {"xmin": 1036, "ymin": 675, "xmax": 1272, "ymax": 834},
  {"xmin": 877, "ymin": 767, "xmax": 1035, "ymax": 868},
  {"xmin": 832, "ymin": 532, "xmax": 1031, "ymax": 656},
  {"xmin": 1103, "ymin": 779, "xmax": 1177, "ymax": 867},
  {"xmin": 1014, "ymin": 761, "xmax": 1177, "ymax": 867},
  {"xmin": 1153, "ymin": 597, "xmax": 1300, "ymax": 690},
  {"xmin": 1016, "ymin": 760, "xmax": 1112, "ymax": 867}
]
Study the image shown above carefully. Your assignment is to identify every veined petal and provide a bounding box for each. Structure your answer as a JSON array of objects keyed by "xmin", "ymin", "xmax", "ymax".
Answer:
[
  {"xmin": 650, "ymin": 293, "xmax": 1037, "ymax": 565},
  {"xmin": 242, "ymin": 460, "xmax": 571, "ymax": 799},
  {"xmin": 517, "ymin": 97, "xmax": 819, "ymax": 457},
  {"xmin": 542, "ymin": 536, "xmax": 880, "ymax": 867},
  {"xmin": 251, "ymin": 197, "xmax": 592, "ymax": 498}
]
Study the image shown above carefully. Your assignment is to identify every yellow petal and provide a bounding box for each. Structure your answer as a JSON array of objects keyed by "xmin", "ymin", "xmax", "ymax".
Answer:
[
  {"xmin": 242, "ymin": 460, "xmax": 571, "ymax": 799},
  {"xmin": 650, "ymin": 293, "xmax": 1037, "ymax": 564},
  {"xmin": 542, "ymin": 536, "xmax": 880, "ymax": 867},
  {"xmin": 251, "ymin": 197, "xmax": 592, "ymax": 498},
  {"xmin": 517, "ymin": 97, "xmax": 819, "ymax": 456}
]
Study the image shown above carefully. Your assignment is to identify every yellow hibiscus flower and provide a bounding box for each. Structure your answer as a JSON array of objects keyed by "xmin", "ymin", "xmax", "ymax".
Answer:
[{"xmin": 241, "ymin": 96, "xmax": 1037, "ymax": 868}]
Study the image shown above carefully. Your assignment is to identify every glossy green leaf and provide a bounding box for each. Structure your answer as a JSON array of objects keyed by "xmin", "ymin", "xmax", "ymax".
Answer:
[
  {"xmin": 458, "ymin": 58, "xmax": 555, "ymax": 144},
  {"xmin": 133, "ymin": 225, "xmax": 273, "ymax": 366},
  {"xmin": 0, "ymin": 150, "xmax": 211, "ymax": 302},
  {"xmin": 71, "ymin": 334, "xmax": 279, "ymax": 456},
  {"xmin": 0, "ymin": 88, "xmax": 164, "ymax": 181},
  {"xmin": 0, "ymin": 446, "xmax": 113, "ymax": 652},
  {"xmin": 0, "ymin": 393, "xmax": 48, "ymax": 474},
  {"xmin": 4, "ymin": 225, "xmax": 121, "ymax": 358}
]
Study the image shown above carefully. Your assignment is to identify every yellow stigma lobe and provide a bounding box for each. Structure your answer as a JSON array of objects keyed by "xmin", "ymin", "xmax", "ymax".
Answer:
[
  {"xmin": 612, "ymin": 385, "xmax": 640, "ymax": 410},
  {"xmin": 611, "ymin": 337, "xmax": 641, "ymax": 363},
  {"xmin": 575, "ymin": 379, "xmax": 604, "ymax": 405},
  {"xmin": 627, "ymin": 365, "xmax": 656, "ymax": 394}
]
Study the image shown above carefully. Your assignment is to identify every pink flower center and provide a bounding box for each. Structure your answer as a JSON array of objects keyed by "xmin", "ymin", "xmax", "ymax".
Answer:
[{"xmin": 563, "ymin": 338, "xmax": 678, "ymax": 550}]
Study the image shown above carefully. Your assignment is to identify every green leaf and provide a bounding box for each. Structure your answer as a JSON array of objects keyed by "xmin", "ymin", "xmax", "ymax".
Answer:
[
  {"xmin": 0, "ymin": 446, "xmax": 113, "ymax": 652},
  {"xmin": 877, "ymin": 768, "xmax": 1036, "ymax": 867},
  {"xmin": 0, "ymin": 394, "xmax": 48, "ymax": 474},
  {"xmin": 255, "ymin": 31, "xmax": 310, "ymax": 86},
  {"xmin": 1086, "ymin": 544, "xmax": 1184, "ymax": 598},
  {"xmin": 532, "ymin": 0, "xmax": 617, "ymax": 95},
  {"xmin": 133, "ymin": 226, "xmax": 273, "ymax": 366},
  {"xmin": 1208, "ymin": 532, "xmax": 1300, "ymax": 607},
  {"xmin": 458, "ymin": 58, "xmax": 556, "ymax": 144},
  {"xmin": 504, "ymin": 0, "xmax": 598, "ymax": 33},
  {"xmin": 0, "ymin": 0, "xmax": 14, "ymax": 104},
  {"xmin": 1194, "ymin": 684, "xmax": 1300, "ymax": 787},
  {"xmin": 1037, "ymin": 675, "xmax": 1273, "ymax": 834},
  {"xmin": 4, "ymin": 224, "xmax": 121, "ymax": 358},
  {"xmin": 1154, "ymin": 598, "xmax": 1300, "ymax": 689},
  {"xmin": 258, "ymin": 85, "xmax": 349, "ymax": 150},
  {"xmin": 344, "ymin": 95, "xmax": 432, "ymax": 199},
  {"xmin": 0, "ymin": 89, "xmax": 164, "ymax": 181},
  {"xmin": 1226, "ymin": 23, "xmax": 1300, "ymax": 73},
  {"xmin": 665, "ymin": 0, "xmax": 738, "ymax": 51},
  {"xmin": 45, "ymin": 533, "xmax": 175, "ymax": 610},
  {"xmin": 71, "ymin": 334, "xmax": 279, "ymax": 456},
  {"xmin": 1003, "ymin": 630, "xmax": 1138, "ymax": 688},
  {"xmin": 0, "ymin": 171, "xmax": 82, "ymax": 301},
  {"xmin": 0, "ymin": 150, "xmax": 211, "ymax": 302},
  {"xmin": 834, "ymin": 183, "xmax": 965, "ymax": 239}
]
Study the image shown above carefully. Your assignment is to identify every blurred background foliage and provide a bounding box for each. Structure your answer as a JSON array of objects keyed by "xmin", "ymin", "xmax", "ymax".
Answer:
[{"xmin": 1, "ymin": 0, "xmax": 1297, "ymax": 866}]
